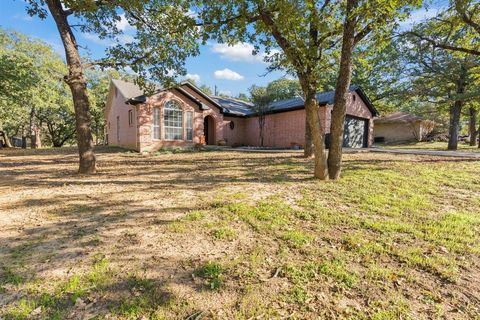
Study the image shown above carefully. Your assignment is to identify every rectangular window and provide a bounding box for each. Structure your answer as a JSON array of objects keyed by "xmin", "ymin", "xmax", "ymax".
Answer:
[
  {"xmin": 186, "ymin": 112, "xmax": 193, "ymax": 141},
  {"xmin": 164, "ymin": 102, "xmax": 183, "ymax": 140},
  {"xmin": 153, "ymin": 107, "xmax": 160, "ymax": 139},
  {"xmin": 128, "ymin": 109, "xmax": 134, "ymax": 126}
]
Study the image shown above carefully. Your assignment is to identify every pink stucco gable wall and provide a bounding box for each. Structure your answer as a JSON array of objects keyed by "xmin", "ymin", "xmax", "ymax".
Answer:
[{"xmin": 105, "ymin": 83, "xmax": 138, "ymax": 149}]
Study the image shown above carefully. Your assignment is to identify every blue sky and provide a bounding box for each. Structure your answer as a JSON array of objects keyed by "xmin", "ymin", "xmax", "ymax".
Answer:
[
  {"xmin": 1, "ymin": 1, "xmax": 446, "ymax": 97},
  {"xmin": 0, "ymin": 1, "xmax": 288, "ymax": 96}
]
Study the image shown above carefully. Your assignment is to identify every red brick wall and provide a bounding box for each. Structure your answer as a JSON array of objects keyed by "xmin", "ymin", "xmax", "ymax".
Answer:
[
  {"xmin": 107, "ymin": 83, "xmax": 375, "ymax": 151},
  {"xmin": 222, "ymin": 116, "xmax": 246, "ymax": 146},
  {"xmin": 324, "ymin": 92, "xmax": 374, "ymax": 146},
  {"xmin": 220, "ymin": 91, "xmax": 374, "ymax": 148},
  {"xmin": 136, "ymin": 89, "xmax": 224, "ymax": 152},
  {"xmin": 241, "ymin": 109, "xmax": 309, "ymax": 147}
]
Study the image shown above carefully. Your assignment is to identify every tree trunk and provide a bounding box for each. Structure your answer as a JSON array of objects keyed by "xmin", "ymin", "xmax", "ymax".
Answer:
[
  {"xmin": 302, "ymin": 83, "xmax": 328, "ymax": 180},
  {"xmin": 2, "ymin": 133, "xmax": 13, "ymax": 148},
  {"xmin": 448, "ymin": 102, "xmax": 462, "ymax": 150},
  {"xmin": 29, "ymin": 107, "xmax": 42, "ymax": 148},
  {"xmin": 304, "ymin": 117, "xmax": 313, "ymax": 157},
  {"xmin": 469, "ymin": 107, "xmax": 477, "ymax": 146},
  {"xmin": 258, "ymin": 115, "xmax": 265, "ymax": 147},
  {"xmin": 448, "ymin": 74, "xmax": 466, "ymax": 150},
  {"xmin": 30, "ymin": 107, "xmax": 36, "ymax": 149},
  {"xmin": 36, "ymin": 129, "xmax": 42, "ymax": 148},
  {"xmin": 46, "ymin": 0, "xmax": 96, "ymax": 174},
  {"xmin": 328, "ymin": 0, "xmax": 356, "ymax": 180},
  {"xmin": 0, "ymin": 123, "xmax": 13, "ymax": 148},
  {"xmin": 95, "ymin": 125, "xmax": 99, "ymax": 145},
  {"xmin": 21, "ymin": 128, "xmax": 27, "ymax": 149}
]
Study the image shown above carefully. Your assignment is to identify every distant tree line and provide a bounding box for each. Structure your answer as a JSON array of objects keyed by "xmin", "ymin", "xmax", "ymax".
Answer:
[{"xmin": 0, "ymin": 28, "xmax": 129, "ymax": 149}]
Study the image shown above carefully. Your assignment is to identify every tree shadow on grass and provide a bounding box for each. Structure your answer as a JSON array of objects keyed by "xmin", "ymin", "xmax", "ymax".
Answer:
[
  {"xmin": 0, "ymin": 193, "xmax": 235, "ymax": 318},
  {"xmin": 1, "ymin": 152, "xmax": 313, "ymax": 191}
]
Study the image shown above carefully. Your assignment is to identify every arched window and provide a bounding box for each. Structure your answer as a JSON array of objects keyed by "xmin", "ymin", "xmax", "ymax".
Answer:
[{"xmin": 164, "ymin": 100, "xmax": 183, "ymax": 140}]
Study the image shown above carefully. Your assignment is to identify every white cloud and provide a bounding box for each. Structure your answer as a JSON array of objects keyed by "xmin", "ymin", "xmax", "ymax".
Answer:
[
  {"xmin": 117, "ymin": 34, "xmax": 134, "ymax": 45},
  {"xmin": 218, "ymin": 90, "xmax": 232, "ymax": 96},
  {"xmin": 213, "ymin": 68, "xmax": 244, "ymax": 81},
  {"xmin": 116, "ymin": 14, "xmax": 133, "ymax": 31},
  {"xmin": 399, "ymin": 8, "xmax": 440, "ymax": 29},
  {"xmin": 184, "ymin": 73, "xmax": 200, "ymax": 82},
  {"xmin": 211, "ymin": 42, "xmax": 264, "ymax": 63},
  {"xmin": 186, "ymin": 9, "xmax": 198, "ymax": 19}
]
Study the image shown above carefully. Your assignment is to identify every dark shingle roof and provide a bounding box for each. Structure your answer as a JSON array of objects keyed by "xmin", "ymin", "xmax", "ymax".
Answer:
[
  {"xmin": 210, "ymin": 96, "xmax": 255, "ymax": 116},
  {"xmin": 213, "ymin": 85, "xmax": 378, "ymax": 117},
  {"xmin": 111, "ymin": 79, "xmax": 377, "ymax": 117},
  {"xmin": 112, "ymin": 79, "xmax": 165, "ymax": 103}
]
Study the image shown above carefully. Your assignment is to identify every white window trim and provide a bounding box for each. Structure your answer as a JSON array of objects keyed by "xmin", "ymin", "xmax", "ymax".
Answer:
[
  {"xmin": 152, "ymin": 107, "xmax": 161, "ymax": 140},
  {"xmin": 185, "ymin": 111, "xmax": 194, "ymax": 141},
  {"xmin": 163, "ymin": 100, "xmax": 184, "ymax": 141}
]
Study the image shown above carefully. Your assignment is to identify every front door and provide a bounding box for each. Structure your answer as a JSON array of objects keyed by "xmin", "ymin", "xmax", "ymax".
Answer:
[
  {"xmin": 203, "ymin": 116, "xmax": 215, "ymax": 145},
  {"xmin": 203, "ymin": 117, "xmax": 209, "ymax": 144}
]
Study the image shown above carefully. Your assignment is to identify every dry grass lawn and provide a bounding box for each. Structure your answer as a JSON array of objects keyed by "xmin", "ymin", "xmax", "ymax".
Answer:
[
  {"xmin": 0, "ymin": 147, "xmax": 479, "ymax": 319},
  {"xmin": 377, "ymin": 141, "xmax": 480, "ymax": 153}
]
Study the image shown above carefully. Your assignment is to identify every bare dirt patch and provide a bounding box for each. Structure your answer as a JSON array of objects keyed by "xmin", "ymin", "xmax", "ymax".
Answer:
[{"xmin": 0, "ymin": 147, "xmax": 479, "ymax": 319}]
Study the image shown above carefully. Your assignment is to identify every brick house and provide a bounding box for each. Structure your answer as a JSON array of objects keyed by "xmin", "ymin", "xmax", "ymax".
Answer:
[{"xmin": 105, "ymin": 79, "xmax": 378, "ymax": 152}]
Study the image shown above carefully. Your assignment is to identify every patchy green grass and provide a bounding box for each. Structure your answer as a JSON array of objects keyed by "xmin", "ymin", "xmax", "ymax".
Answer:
[
  {"xmin": 194, "ymin": 261, "xmax": 225, "ymax": 290},
  {"xmin": 2, "ymin": 255, "xmax": 112, "ymax": 319},
  {"xmin": 0, "ymin": 148, "xmax": 479, "ymax": 319},
  {"xmin": 376, "ymin": 141, "xmax": 480, "ymax": 152},
  {"xmin": 211, "ymin": 227, "xmax": 237, "ymax": 241}
]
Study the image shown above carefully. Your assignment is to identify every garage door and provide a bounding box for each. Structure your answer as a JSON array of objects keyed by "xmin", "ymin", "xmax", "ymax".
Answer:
[{"xmin": 343, "ymin": 116, "xmax": 367, "ymax": 148}]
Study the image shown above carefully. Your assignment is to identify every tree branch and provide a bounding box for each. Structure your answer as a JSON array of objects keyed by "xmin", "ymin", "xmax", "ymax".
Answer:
[
  {"xmin": 454, "ymin": 0, "xmax": 480, "ymax": 35},
  {"xmin": 257, "ymin": 9, "xmax": 305, "ymax": 76},
  {"xmin": 407, "ymin": 31, "xmax": 480, "ymax": 56}
]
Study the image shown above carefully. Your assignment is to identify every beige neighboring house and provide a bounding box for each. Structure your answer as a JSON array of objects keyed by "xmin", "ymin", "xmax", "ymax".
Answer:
[{"xmin": 374, "ymin": 112, "xmax": 435, "ymax": 144}]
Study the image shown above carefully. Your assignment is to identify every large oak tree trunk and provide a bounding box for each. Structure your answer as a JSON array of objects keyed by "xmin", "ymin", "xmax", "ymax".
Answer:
[
  {"xmin": 328, "ymin": 1, "xmax": 356, "ymax": 180},
  {"xmin": 46, "ymin": 0, "xmax": 96, "ymax": 174},
  {"xmin": 469, "ymin": 107, "xmax": 477, "ymax": 146},
  {"xmin": 304, "ymin": 117, "xmax": 313, "ymax": 157},
  {"xmin": 448, "ymin": 76, "xmax": 466, "ymax": 150},
  {"xmin": 301, "ymin": 80, "xmax": 328, "ymax": 180},
  {"xmin": 448, "ymin": 102, "xmax": 462, "ymax": 150}
]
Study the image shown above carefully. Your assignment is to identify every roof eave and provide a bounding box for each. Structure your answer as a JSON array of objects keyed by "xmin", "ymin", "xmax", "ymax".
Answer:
[{"xmin": 180, "ymin": 81, "xmax": 224, "ymax": 110}]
